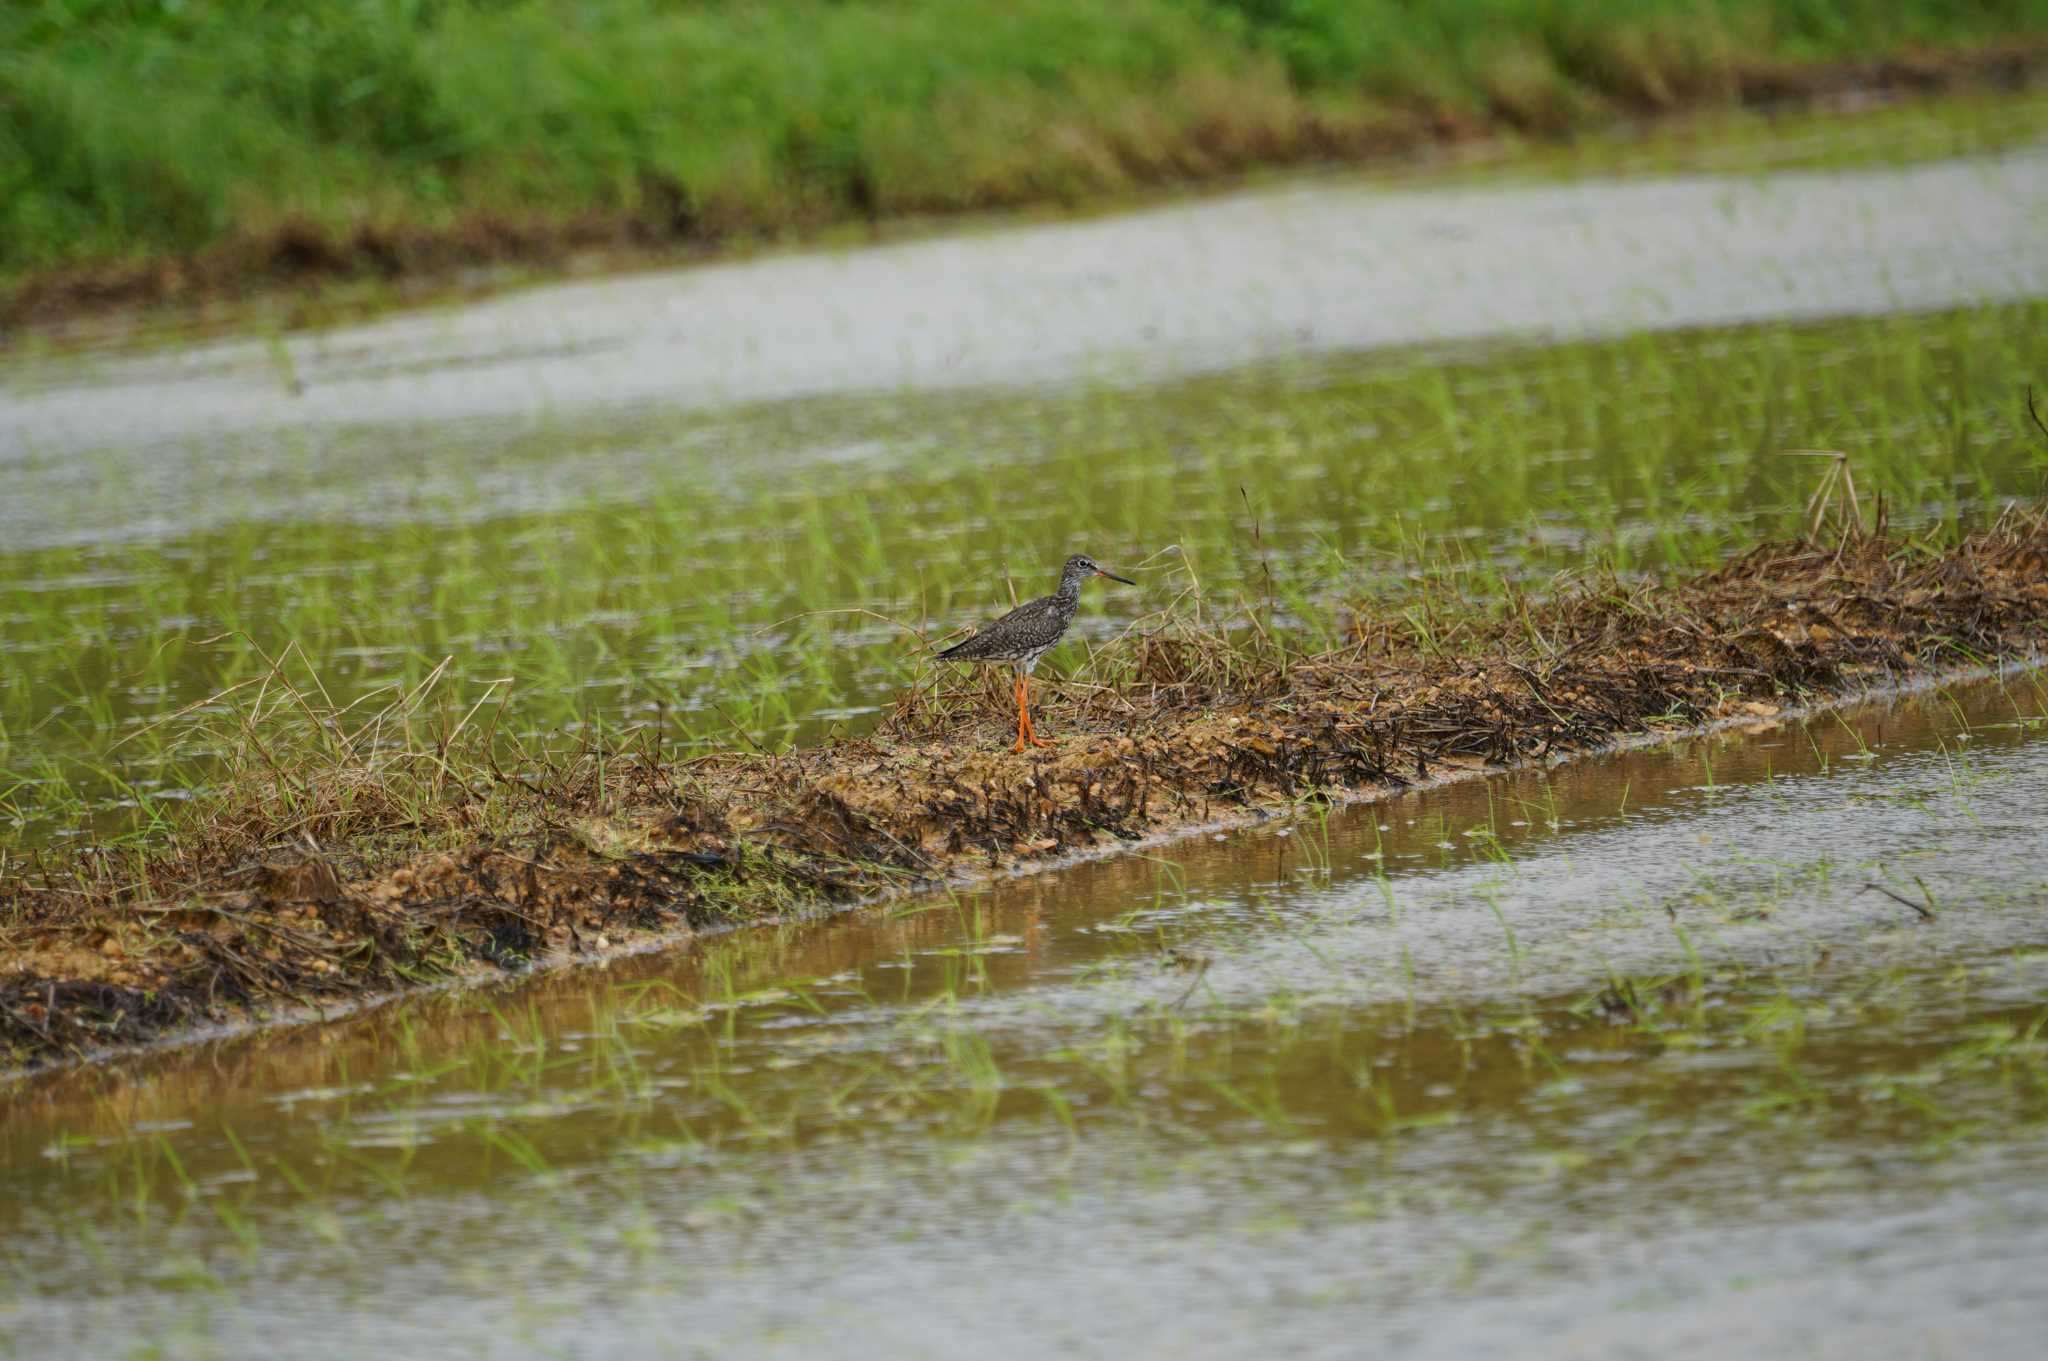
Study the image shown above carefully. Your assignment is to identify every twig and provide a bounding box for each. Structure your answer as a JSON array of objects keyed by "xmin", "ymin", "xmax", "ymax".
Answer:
[
  {"xmin": 710, "ymin": 702, "xmax": 773, "ymax": 757},
  {"xmin": 1860, "ymin": 881, "xmax": 1936, "ymax": 922}
]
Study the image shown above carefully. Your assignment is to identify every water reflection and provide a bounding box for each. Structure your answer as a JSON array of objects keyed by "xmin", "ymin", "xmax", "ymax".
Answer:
[{"xmin": 3, "ymin": 679, "xmax": 2044, "ymax": 1358}]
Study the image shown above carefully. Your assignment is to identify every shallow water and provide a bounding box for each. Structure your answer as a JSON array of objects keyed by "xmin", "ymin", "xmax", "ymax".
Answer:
[
  {"xmin": 3, "ymin": 678, "xmax": 2045, "ymax": 1358},
  {"xmin": 8, "ymin": 148, "xmax": 2048, "ymax": 453},
  {"xmin": 3, "ymin": 297, "xmax": 2047, "ymax": 844}
]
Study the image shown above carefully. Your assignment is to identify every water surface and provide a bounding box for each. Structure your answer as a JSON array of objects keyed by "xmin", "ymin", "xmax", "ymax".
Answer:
[
  {"xmin": 4, "ymin": 679, "xmax": 2045, "ymax": 1358},
  {"xmin": 8, "ymin": 149, "xmax": 2048, "ymax": 452}
]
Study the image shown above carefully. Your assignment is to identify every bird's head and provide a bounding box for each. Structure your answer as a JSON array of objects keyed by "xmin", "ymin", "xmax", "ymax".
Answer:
[{"xmin": 1064, "ymin": 554, "xmax": 1136, "ymax": 587}]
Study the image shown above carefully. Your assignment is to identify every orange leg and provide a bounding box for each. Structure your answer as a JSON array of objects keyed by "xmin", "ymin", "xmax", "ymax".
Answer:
[
  {"xmin": 1009, "ymin": 673, "xmax": 1029, "ymax": 753},
  {"xmin": 1020, "ymin": 674, "xmax": 1055, "ymax": 749}
]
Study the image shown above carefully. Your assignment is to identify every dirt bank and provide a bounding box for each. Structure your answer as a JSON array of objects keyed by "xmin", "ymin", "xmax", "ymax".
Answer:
[{"xmin": 4, "ymin": 508, "xmax": 2046, "ymax": 1070}]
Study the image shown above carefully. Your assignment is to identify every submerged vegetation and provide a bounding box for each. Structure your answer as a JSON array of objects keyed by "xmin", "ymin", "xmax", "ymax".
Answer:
[
  {"xmin": 8, "ymin": 301, "xmax": 2048, "ymax": 849},
  {"xmin": 7, "ymin": 660, "xmax": 2044, "ymax": 1351},
  {"xmin": 5, "ymin": 502, "xmax": 2047, "ymax": 1067},
  {"xmin": 4, "ymin": 0, "xmax": 2047, "ymax": 316}
]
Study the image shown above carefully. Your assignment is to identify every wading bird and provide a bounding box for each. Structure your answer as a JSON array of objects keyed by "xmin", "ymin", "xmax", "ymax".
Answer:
[{"xmin": 936, "ymin": 554, "xmax": 1136, "ymax": 753}]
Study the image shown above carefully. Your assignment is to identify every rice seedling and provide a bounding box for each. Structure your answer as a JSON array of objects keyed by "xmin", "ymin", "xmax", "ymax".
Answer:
[{"xmin": 7, "ymin": 301, "xmax": 2047, "ymax": 857}]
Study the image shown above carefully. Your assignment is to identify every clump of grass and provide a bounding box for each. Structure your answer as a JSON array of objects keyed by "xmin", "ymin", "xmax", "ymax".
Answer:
[{"xmin": 4, "ymin": 0, "xmax": 2046, "ymax": 316}]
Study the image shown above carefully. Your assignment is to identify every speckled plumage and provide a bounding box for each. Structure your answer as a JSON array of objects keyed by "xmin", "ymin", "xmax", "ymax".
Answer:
[
  {"xmin": 936, "ymin": 554, "xmax": 1136, "ymax": 752},
  {"xmin": 937, "ymin": 555, "xmax": 1125, "ymax": 673}
]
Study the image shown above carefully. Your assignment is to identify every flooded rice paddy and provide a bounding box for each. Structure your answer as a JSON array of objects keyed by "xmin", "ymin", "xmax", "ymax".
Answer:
[
  {"xmin": 5, "ymin": 135, "xmax": 2048, "ymax": 1356},
  {"xmin": 4, "ymin": 302, "xmax": 2048, "ymax": 843},
  {"xmin": 3, "ymin": 680, "xmax": 2046, "ymax": 1358},
  {"xmin": 5, "ymin": 152, "xmax": 2048, "ymax": 843}
]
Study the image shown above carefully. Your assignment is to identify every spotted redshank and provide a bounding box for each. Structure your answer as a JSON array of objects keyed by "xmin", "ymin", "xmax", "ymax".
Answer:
[{"xmin": 936, "ymin": 554, "xmax": 1136, "ymax": 752}]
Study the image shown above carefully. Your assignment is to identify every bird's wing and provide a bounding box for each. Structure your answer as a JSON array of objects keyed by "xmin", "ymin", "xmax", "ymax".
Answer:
[{"xmin": 936, "ymin": 594, "xmax": 1058, "ymax": 659}]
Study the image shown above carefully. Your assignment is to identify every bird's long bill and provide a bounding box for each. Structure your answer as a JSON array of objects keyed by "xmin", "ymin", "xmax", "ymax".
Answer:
[{"xmin": 1096, "ymin": 568, "xmax": 1137, "ymax": 585}]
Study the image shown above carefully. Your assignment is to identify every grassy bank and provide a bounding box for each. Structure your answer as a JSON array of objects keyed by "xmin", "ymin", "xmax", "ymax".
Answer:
[
  {"xmin": 5, "ymin": 0, "xmax": 2048, "ymax": 320},
  {"xmin": 5, "ymin": 502, "xmax": 2047, "ymax": 1068}
]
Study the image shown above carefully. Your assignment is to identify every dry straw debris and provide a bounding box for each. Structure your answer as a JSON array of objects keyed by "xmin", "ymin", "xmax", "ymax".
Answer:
[{"xmin": 5, "ymin": 506, "xmax": 2047, "ymax": 1067}]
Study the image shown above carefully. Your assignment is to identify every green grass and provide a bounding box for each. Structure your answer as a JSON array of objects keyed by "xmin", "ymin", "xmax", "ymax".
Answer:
[
  {"xmin": 5, "ymin": 299, "xmax": 2046, "ymax": 848},
  {"xmin": 3, "ymin": 0, "xmax": 2046, "ymax": 288}
]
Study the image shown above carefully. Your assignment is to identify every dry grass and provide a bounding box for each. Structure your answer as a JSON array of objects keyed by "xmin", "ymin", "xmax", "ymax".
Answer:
[{"xmin": 5, "ymin": 503, "xmax": 2047, "ymax": 1068}]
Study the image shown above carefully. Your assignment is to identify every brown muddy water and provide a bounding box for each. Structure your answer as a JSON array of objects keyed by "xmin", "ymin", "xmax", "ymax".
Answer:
[{"xmin": 3, "ymin": 679, "xmax": 2046, "ymax": 1359}]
